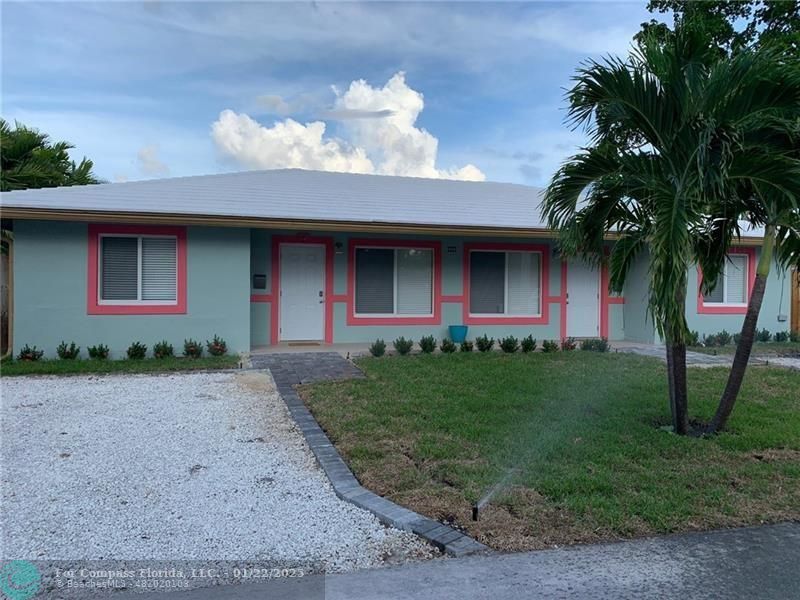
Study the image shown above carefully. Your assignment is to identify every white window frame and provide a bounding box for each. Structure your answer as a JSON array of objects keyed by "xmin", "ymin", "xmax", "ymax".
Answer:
[
  {"xmin": 353, "ymin": 246, "xmax": 435, "ymax": 318},
  {"xmin": 703, "ymin": 254, "xmax": 748, "ymax": 307},
  {"xmin": 468, "ymin": 249, "xmax": 543, "ymax": 318},
  {"xmin": 97, "ymin": 233, "xmax": 178, "ymax": 306}
]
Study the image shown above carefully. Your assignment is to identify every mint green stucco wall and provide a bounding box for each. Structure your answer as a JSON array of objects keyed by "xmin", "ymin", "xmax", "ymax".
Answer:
[
  {"xmin": 19, "ymin": 221, "xmax": 785, "ymax": 354},
  {"xmin": 249, "ymin": 230, "xmax": 579, "ymax": 344},
  {"xmin": 622, "ymin": 251, "xmax": 657, "ymax": 343},
  {"xmin": 685, "ymin": 251, "xmax": 792, "ymax": 338},
  {"xmin": 618, "ymin": 248, "xmax": 792, "ymax": 343},
  {"xmin": 13, "ymin": 220, "xmax": 250, "ymax": 358}
]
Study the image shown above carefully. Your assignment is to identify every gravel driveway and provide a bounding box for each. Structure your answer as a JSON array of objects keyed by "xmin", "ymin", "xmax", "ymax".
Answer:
[{"xmin": 0, "ymin": 371, "xmax": 435, "ymax": 575}]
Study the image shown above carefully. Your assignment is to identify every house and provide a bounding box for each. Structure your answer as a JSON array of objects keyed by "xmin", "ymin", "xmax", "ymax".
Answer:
[{"xmin": 1, "ymin": 169, "xmax": 795, "ymax": 357}]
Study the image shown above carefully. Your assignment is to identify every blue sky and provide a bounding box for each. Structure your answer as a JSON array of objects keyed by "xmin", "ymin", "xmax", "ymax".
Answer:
[{"xmin": 2, "ymin": 1, "xmax": 657, "ymax": 186}]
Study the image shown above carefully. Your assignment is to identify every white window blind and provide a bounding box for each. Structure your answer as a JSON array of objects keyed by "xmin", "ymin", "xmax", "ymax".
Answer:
[
  {"xmin": 396, "ymin": 249, "xmax": 433, "ymax": 314},
  {"xmin": 727, "ymin": 255, "xmax": 747, "ymax": 304},
  {"xmin": 507, "ymin": 252, "xmax": 540, "ymax": 315},
  {"xmin": 100, "ymin": 235, "xmax": 177, "ymax": 304},
  {"xmin": 354, "ymin": 247, "xmax": 433, "ymax": 316},
  {"xmin": 703, "ymin": 254, "xmax": 748, "ymax": 305},
  {"xmin": 142, "ymin": 238, "xmax": 177, "ymax": 301},
  {"xmin": 470, "ymin": 250, "xmax": 541, "ymax": 316}
]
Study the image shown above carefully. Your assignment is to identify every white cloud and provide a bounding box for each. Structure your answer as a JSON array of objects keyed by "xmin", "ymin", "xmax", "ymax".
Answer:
[
  {"xmin": 137, "ymin": 144, "xmax": 170, "ymax": 176},
  {"xmin": 211, "ymin": 73, "xmax": 485, "ymax": 181},
  {"xmin": 211, "ymin": 111, "xmax": 375, "ymax": 174}
]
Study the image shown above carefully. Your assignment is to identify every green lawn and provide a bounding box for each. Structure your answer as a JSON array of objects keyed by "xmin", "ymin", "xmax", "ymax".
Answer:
[
  {"xmin": 301, "ymin": 352, "xmax": 800, "ymax": 550},
  {"xmin": 691, "ymin": 341, "xmax": 800, "ymax": 356},
  {"xmin": 1, "ymin": 355, "xmax": 240, "ymax": 376}
]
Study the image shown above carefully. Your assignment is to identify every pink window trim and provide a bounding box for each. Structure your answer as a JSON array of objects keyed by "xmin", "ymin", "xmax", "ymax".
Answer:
[
  {"xmin": 346, "ymin": 239, "xmax": 442, "ymax": 326},
  {"xmin": 697, "ymin": 247, "xmax": 756, "ymax": 315},
  {"xmin": 462, "ymin": 242, "xmax": 550, "ymax": 325},
  {"xmin": 87, "ymin": 224, "xmax": 187, "ymax": 315}
]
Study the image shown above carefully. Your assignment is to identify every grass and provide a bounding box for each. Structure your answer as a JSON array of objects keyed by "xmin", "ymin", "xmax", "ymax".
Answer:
[
  {"xmin": 301, "ymin": 352, "xmax": 800, "ymax": 551},
  {"xmin": 691, "ymin": 341, "xmax": 800, "ymax": 356},
  {"xmin": 1, "ymin": 354, "xmax": 240, "ymax": 376}
]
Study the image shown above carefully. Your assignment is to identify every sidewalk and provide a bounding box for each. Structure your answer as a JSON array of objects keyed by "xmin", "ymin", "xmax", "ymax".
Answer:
[{"xmin": 325, "ymin": 522, "xmax": 800, "ymax": 600}]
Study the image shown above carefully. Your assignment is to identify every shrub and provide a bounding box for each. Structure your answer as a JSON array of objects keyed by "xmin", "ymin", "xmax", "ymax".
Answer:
[
  {"xmin": 560, "ymin": 337, "xmax": 577, "ymax": 351},
  {"xmin": 520, "ymin": 335, "xmax": 537, "ymax": 353},
  {"xmin": 17, "ymin": 344, "xmax": 44, "ymax": 361},
  {"xmin": 733, "ymin": 332, "xmax": 742, "ymax": 345},
  {"xmin": 440, "ymin": 339, "xmax": 457, "ymax": 353},
  {"xmin": 419, "ymin": 335, "xmax": 437, "ymax": 354},
  {"xmin": 126, "ymin": 341, "xmax": 147, "ymax": 360},
  {"xmin": 756, "ymin": 328, "xmax": 772, "ymax": 343},
  {"xmin": 541, "ymin": 340, "xmax": 559, "ymax": 353},
  {"xmin": 791, "ymin": 331, "xmax": 800, "ymax": 343},
  {"xmin": 475, "ymin": 335, "xmax": 495, "ymax": 352},
  {"xmin": 56, "ymin": 341, "xmax": 80, "ymax": 360},
  {"xmin": 716, "ymin": 330, "xmax": 732, "ymax": 346},
  {"xmin": 184, "ymin": 339, "xmax": 203, "ymax": 358},
  {"xmin": 774, "ymin": 331, "xmax": 790, "ymax": 343},
  {"xmin": 369, "ymin": 338, "xmax": 386, "ymax": 357},
  {"xmin": 393, "ymin": 336, "xmax": 414, "ymax": 355},
  {"xmin": 460, "ymin": 340, "xmax": 474, "ymax": 352},
  {"xmin": 580, "ymin": 337, "xmax": 610, "ymax": 352},
  {"xmin": 153, "ymin": 340, "xmax": 174, "ymax": 359},
  {"xmin": 702, "ymin": 333, "xmax": 718, "ymax": 347},
  {"xmin": 687, "ymin": 330, "xmax": 700, "ymax": 346},
  {"xmin": 206, "ymin": 334, "xmax": 228, "ymax": 356},
  {"xmin": 87, "ymin": 344, "xmax": 110, "ymax": 360},
  {"xmin": 499, "ymin": 336, "xmax": 519, "ymax": 353}
]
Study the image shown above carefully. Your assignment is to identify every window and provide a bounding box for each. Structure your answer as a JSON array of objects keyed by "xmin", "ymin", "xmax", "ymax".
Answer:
[
  {"xmin": 469, "ymin": 250, "xmax": 541, "ymax": 316},
  {"xmin": 703, "ymin": 254, "xmax": 748, "ymax": 305},
  {"xmin": 87, "ymin": 224, "xmax": 186, "ymax": 315},
  {"xmin": 354, "ymin": 247, "xmax": 433, "ymax": 316},
  {"xmin": 99, "ymin": 235, "xmax": 177, "ymax": 304}
]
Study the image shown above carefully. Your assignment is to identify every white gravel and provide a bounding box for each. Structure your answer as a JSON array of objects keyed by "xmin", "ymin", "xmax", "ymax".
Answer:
[{"xmin": 0, "ymin": 371, "xmax": 435, "ymax": 573}]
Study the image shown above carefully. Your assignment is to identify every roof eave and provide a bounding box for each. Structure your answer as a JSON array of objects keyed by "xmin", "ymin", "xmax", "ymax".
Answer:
[{"xmin": 1, "ymin": 206, "xmax": 766, "ymax": 244}]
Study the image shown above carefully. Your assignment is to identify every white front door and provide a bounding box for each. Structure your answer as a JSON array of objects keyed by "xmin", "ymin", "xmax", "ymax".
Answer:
[
  {"xmin": 567, "ymin": 259, "xmax": 600, "ymax": 337},
  {"xmin": 279, "ymin": 244, "xmax": 325, "ymax": 341}
]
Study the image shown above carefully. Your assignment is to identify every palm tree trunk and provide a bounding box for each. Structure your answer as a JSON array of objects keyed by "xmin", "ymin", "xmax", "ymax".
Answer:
[
  {"xmin": 706, "ymin": 227, "xmax": 776, "ymax": 434},
  {"xmin": 673, "ymin": 341, "xmax": 689, "ymax": 434},
  {"xmin": 665, "ymin": 284, "xmax": 689, "ymax": 435}
]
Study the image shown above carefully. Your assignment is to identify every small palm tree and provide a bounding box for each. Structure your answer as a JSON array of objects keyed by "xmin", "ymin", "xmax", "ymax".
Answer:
[
  {"xmin": 542, "ymin": 25, "xmax": 800, "ymax": 434},
  {"xmin": 0, "ymin": 119, "xmax": 101, "ymax": 255},
  {"xmin": 0, "ymin": 119, "xmax": 100, "ymax": 192}
]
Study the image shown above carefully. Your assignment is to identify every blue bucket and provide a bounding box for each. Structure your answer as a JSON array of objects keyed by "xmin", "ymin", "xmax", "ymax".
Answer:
[{"xmin": 449, "ymin": 325, "xmax": 468, "ymax": 343}]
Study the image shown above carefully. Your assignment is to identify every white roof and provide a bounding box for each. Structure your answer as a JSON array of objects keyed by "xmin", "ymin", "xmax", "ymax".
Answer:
[{"xmin": 0, "ymin": 168, "xmax": 549, "ymax": 231}]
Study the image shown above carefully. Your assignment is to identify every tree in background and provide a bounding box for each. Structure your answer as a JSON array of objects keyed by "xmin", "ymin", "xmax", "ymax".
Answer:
[
  {"xmin": 0, "ymin": 119, "xmax": 101, "ymax": 355},
  {"xmin": 638, "ymin": 0, "xmax": 800, "ymax": 56},
  {"xmin": 1, "ymin": 119, "xmax": 100, "ymax": 192},
  {"xmin": 542, "ymin": 24, "xmax": 800, "ymax": 435}
]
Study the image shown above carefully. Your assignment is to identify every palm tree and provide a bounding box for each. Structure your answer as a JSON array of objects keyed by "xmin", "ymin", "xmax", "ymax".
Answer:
[
  {"xmin": 0, "ymin": 119, "xmax": 101, "ymax": 255},
  {"xmin": 0, "ymin": 119, "xmax": 100, "ymax": 192},
  {"xmin": 542, "ymin": 25, "xmax": 800, "ymax": 435},
  {"xmin": 698, "ymin": 131, "xmax": 800, "ymax": 434}
]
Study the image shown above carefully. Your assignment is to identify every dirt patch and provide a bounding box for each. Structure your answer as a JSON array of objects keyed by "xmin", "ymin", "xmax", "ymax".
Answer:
[
  {"xmin": 751, "ymin": 449, "xmax": 800, "ymax": 462},
  {"xmin": 235, "ymin": 370, "xmax": 276, "ymax": 395},
  {"xmin": 391, "ymin": 485, "xmax": 630, "ymax": 552}
]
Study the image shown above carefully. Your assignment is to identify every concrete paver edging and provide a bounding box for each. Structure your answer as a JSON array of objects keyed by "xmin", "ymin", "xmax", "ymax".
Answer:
[{"xmin": 253, "ymin": 352, "xmax": 489, "ymax": 558}]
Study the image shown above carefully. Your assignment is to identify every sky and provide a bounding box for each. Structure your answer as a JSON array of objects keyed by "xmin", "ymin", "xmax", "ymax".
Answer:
[{"xmin": 1, "ymin": 1, "xmax": 658, "ymax": 187}]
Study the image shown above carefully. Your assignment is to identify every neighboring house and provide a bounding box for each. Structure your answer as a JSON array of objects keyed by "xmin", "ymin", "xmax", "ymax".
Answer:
[{"xmin": 0, "ymin": 169, "xmax": 794, "ymax": 357}]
